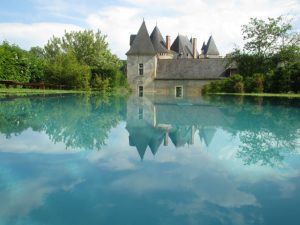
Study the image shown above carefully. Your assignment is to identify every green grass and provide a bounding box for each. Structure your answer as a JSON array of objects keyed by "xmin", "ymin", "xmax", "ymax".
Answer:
[
  {"xmin": 208, "ymin": 92, "xmax": 300, "ymax": 98},
  {"xmin": 0, "ymin": 88, "xmax": 87, "ymax": 96},
  {"xmin": 0, "ymin": 87, "xmax": 131, "ymax": 97}
]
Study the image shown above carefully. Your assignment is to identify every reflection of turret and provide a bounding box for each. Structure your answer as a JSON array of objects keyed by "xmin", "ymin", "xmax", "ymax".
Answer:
[
  {"xmin": 126, "ymin": 96, "xmax": 223, "ymax": 158},
  {"xmin": 149, "ymin": 129, "xmax": 165, "ymax": 155},
  {"xmin": 156, "ymin": 124, "xmax": 172, "ymax": 146},
  {"xmin": 198, "ymin": 127, "xmax": 217, "ymax": 147},
  {"xmin": 127, "ymin": 123, "xmax": 165, "ymax": 160},
  {"xmin": 169, "ymin": 125, "xmax": 196, "ymax": 147}
]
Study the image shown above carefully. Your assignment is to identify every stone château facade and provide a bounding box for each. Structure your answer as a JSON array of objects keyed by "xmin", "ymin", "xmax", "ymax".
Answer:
[{"xmin": 126, "ymin": 20, "xmax": 236, "ymax": 97}]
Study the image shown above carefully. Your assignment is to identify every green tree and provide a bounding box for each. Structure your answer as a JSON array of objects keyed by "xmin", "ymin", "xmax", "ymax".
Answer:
[
  {"xmin": 242, "ymin": 16, "xmax": 293, "ymax": 56},
  {"xmin": 28, "ymin": 47, "xmax": 46, "ymax": 82},
  {"xmin": 0, "ymin": 42, "xmax": 31, "ymax": 83},
  {"xmin": 45, "ymin": 51, "xmax": 91, "ymax": 90},
  {"xmin": 0, "ymin": 42, "xmax": 47, "ymax": 84},
  {"xmin": 223, "ymin": 16, "xmax": 300, "ymax": 94},
  {"xmin": 244, "ymin": 73, "xmax": 264, "ymax": 93},
  {"xmin": 44, "ymin": 30, "xmax": 123, "ymax": 89}
]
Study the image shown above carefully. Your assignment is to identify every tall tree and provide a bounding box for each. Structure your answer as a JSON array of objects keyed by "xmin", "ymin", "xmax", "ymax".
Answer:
[
  {"xmin": 242, "ymin": 16, "xmax": 295, "ymax": 56},
  {"xmin": 44, "ymin": 30, "xmax": 121, "ymax": 78},
  {"xmin": 43, "ymin": 30, "xmax": 123, "ymax": 90},
  {"xmin": 45, "ymin": 51, "xmax": 91, "ymax": 90}
]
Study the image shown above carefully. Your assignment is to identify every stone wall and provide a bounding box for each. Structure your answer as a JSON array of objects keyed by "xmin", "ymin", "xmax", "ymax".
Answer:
[
  {"xmin": 154, "ymin": 79, "xmax": 213, "ymax": 96},
  {"xmin": 127, "ymin": 55, "xmax": 157, "ymax": 93},
  {"xmin": 127, "ymin": 56, "xmax": 231, "ymax": 96}
]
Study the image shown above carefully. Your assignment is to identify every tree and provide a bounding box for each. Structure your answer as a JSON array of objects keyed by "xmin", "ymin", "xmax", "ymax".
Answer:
[
  {"xmin": 28, "ymin": 47, "xmax": 46, "ymax": 82},
  {"xmin": 44, "ymin": 30, "xmax": 121, "ymax": 82},
  {"xmin": 0, "ymin": 42, "xmax": 31, "ymax": 83},
  {"xmin": 242, "ymin": 16, "xmax": 293, "ymax": 56},
  {"xmin": 45, "ymin": 51, "xmax": 91, "ymax": 90},
  {"xmin": 218, "ymin": 16, "xmax": 300, "ymax": 94}
]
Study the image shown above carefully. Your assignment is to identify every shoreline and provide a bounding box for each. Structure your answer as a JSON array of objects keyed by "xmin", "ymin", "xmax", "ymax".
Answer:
[
  {"xmin": 0, "ymin": 88, "xmax": 130, "ymax": 97},
  {"xmin": 206, "ymin": 93, "xmax": 300, "ymax": 98}
]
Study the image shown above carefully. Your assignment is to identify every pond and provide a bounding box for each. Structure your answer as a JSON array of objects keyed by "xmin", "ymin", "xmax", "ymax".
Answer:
[{"xmin": 0, "ymin": 94, "xmax": 299, "ymax": 225}]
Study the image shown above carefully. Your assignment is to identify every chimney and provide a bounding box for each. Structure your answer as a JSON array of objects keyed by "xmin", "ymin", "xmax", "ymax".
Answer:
[
  {"xmin": 192, "ymin": 38, "xmax": 197, "ymax": 59},
  {"xmin": 166, "ymin": 35, "xmax": 171, "ymax": 50}
]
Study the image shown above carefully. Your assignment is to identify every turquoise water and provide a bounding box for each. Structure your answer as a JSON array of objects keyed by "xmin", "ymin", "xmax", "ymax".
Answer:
[{"xmin": 0, "ymin": 94, "xmax": 299, "ymax": 225}]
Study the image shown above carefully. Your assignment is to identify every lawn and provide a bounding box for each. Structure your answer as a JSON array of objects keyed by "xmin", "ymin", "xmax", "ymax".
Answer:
[{"xmin": 0, "ymin": 88, "xmax": 86, "ymax": 96}]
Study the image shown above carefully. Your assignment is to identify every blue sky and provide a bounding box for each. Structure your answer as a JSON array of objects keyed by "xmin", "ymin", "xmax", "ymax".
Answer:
[{"xmin": 0, "ymin": 0, "xmax": 299, "ymax": 59}]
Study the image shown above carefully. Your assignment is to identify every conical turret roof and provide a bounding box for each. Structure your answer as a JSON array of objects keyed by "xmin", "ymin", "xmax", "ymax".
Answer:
[
  {"xmin": 126, "ymin": 21, "xmax": 156, "ymax": 55},
  {"xmin": 204, "ymin": 36, "xmax": 219, "ymax": 56},
  {"xmin": 170, "ymin": 35, "xmax": 193, "ymax": 58},
  {"xmin": 150, "ymin": 26, "xmax": 168, "ymax": 53},
  {"xmin": 171, "ymin": 35, "xmax": 199, "ymax": 58}
]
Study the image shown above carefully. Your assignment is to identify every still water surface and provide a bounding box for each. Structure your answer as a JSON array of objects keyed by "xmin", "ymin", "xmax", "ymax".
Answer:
[{"xmin": 0, "ymin": 94, "xmax": 299, "ymax": 225}]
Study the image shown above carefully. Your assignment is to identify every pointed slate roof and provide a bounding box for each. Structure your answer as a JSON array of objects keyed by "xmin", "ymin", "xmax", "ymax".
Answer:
[
  {"xmin": 170, "ymin": 35, "xmax": 194, "ymax": 58},
  {"xmin": 156, "ymin": 58, "xmax": 232, "ymax": 80},
  {"xmin": 150, "ymin": 26, "xmax": 168, "ymax": 53},
  {"xmin": 171, "ymin": 35, "xmax": 199, "ymax": 58},
  {"xmin": 201, "ymin": 42, "xmax": 206, "ymax": 51},
  {"xmin": 130, "ymin": 35, "xmax": 137, "ymax": 46},
  {"xmin": 126, "ymin": 21, "xmax": 156, "ymax": 55},
  {"xmin": 204, "ymin": 36, "xmax": 219, "ymax": 56}
]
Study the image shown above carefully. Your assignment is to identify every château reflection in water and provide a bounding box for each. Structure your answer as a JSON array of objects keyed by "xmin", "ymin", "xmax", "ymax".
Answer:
[
  {"xmin": 126, "ymin": 96, "xmax": 224, "ymax": 159},
  {"xmin": 126, "ymin": 95, "xmax": 300, "ymax": 166},
  {"xmin": 0, "ymin": 94, "xmax": 299, "ymax": 166},
  {"xmin": 0, "ymin": 94, "xmax": 300, "ymax": 225}
]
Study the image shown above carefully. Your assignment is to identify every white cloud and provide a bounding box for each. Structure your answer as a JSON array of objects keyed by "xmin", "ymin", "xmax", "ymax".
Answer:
[
  {"xmin": 0, "ymin": 178, "xmax": 56, "ymax": 221},
  {"xmin": 86, "ymin": 6, "xmax": 141, "ymax": 58},
  {"xmin": 0, "ymin": 0, "xmax": 299, "ymax": 58},
  {"xmin": 0, "ymin": 22, "xmax": 83, "ymax": 49},
  {"xmin": 86, "ymin": 0, "xmax": 300, "ymax": 58},
  {"xmin": 0, "ymin": 129, "xmax": 78, "ymax": 154},
  {"xmin": 0, "ymin": 171, "xmax": 85, "ymax": 223}
]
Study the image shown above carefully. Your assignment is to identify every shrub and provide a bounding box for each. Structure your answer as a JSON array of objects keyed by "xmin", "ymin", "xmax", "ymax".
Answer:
[
  {"xmin": 93, "ymin": 76, "xmax": 110, "ymax": 93},
  {"xmin": 252, "ymin": 73, "xmax": 264, "ymax": 93},
  {"xmin": 45, "ymin": 51, "xmax": 91, "ymax": 90},
  {"xmin": 234, "ymin": 81, "xmax": 244, "ymax": 93},
  {"xmin": 224, "ymin": 74, "xmax": 244, "ymax": 93}
]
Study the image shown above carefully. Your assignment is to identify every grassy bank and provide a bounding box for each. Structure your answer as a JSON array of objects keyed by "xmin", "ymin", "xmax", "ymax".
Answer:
[
  {"xmin": 207, "ymin": 93, "xmax": 300, "ymax": 98},
  {"xmin": 0, "ymin": 88, "xmax": 86, "ymax": 96},
  {"xmin": 0, "ymin": 87, "xmax": 131, "ymax": 97}
]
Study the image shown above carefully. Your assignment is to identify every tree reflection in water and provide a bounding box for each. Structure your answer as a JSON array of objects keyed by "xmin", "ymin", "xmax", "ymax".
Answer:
[
  {"xmin": 0, "ymin": 94, "xmax": 127, "ymax": 150},
  {"xmin": 0, "ymin": 94, "xmax": 299, "ymax": 166}
]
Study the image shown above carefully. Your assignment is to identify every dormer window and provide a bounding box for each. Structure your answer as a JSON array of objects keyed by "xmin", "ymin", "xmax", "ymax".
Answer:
[{"xmin": 139, "ymin": 63, "xmax": 144, "ymax": 75}]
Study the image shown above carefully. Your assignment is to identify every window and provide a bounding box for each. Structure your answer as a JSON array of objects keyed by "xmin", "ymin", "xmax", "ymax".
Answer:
[
  {"xmin": 139, "ymin": 63, "xmax": 144, "ymax": 75},
  {"xmin": 138, "ymin": 107, "xmax": 143, "ymax": 120},
  {"xmin": 175, "ymin": 86, "xmax": 183, "ymax": 98},
  {"xmin": 138, "ymin": 86, "xmax": 143, "ymax": 97}
]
